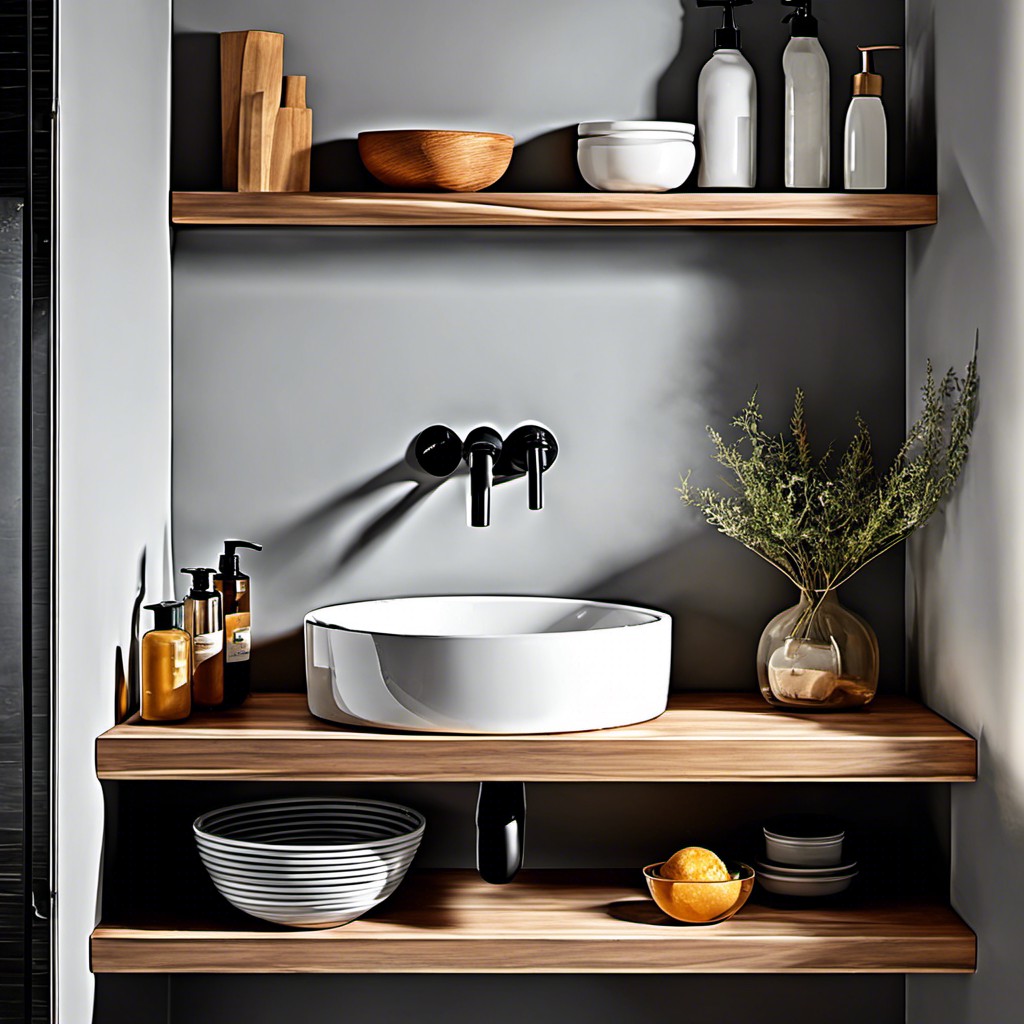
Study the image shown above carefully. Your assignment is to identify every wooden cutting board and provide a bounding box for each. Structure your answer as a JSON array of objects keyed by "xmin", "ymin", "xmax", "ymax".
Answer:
[
  {"xmin": 269, "ymin": 76, "xmax": 312, "ymax": 192},
  {"xmin": 220, "ymin": 30, "xmax": 284, "ymax": 191}
]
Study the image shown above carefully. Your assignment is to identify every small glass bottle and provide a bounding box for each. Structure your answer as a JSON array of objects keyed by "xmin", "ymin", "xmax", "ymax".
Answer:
[
  {"xmin": 757, "ymin": 589, "xmax": 879, "ymax": 710},
  {"xmin": 141, "ymin": 601, "xmax": 192, "ymax": 722}
]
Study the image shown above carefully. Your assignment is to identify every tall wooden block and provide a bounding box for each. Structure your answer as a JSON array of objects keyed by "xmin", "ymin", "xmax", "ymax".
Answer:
[{"xmin": 220, "ymin": 30, "xmax": 284, "ymax": 191}]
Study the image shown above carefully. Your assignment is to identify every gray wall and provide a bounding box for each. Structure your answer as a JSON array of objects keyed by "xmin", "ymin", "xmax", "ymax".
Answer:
[
  {"xmin": 906, "ymin": 0, "xmax": 1024, "ymax": 1021},
  {"xmin": 173, "ymin": 228, "xmax": 907, "ymax": 692},
  {"xmin": 57, "ymin": 1, "xmax": 173, "ymax": 1020},
  {"xmin": 164, "ymin": 1, "xmax": 911, "ymax": 1022}
]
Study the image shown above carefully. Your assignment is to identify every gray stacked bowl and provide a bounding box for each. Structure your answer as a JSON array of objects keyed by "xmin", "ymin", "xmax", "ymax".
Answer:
[{"xmin": 194, "ymin": 797, "xmax": 425, "ymax": 928}]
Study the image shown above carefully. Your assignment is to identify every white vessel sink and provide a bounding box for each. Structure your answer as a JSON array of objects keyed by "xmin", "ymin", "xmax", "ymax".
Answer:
[{"xmin": 305, "ymin": 596, "xmax": 671, "ymax": 734}]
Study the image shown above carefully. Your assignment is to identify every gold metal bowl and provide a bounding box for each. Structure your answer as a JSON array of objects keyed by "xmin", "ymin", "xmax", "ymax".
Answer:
[{"xmin": 643, "ymin": 861, "xmax": 755, "ymax": 924}]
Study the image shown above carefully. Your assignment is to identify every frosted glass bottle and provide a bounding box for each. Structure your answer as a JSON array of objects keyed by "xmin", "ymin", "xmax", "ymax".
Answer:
[
  {"xmin": 698, "ymin": 49, "xmax": 757, "ymax": 188},
  {"xmin": 844, "ymin": 96, "xmax": 887, "ymax": 189},
  {"xmin": 784, "ymin": 36, "xmax": 830, "ymax": 188}
]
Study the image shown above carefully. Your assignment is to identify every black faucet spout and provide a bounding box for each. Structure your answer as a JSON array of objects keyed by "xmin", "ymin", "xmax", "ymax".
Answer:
[
  {"xmin": 502, "ymin": 424, "xmax": 558, "ymax": 511},
  {"xmin": 463, "ymin": 427, "xmax": 503, "ymax": 527},
  {"xmin": 476, "ymin": 782, "xmax": 526, "ymax": 884}
]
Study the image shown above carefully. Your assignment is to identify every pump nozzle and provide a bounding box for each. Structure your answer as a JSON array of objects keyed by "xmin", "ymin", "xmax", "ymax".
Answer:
[
  {"xmin": 697, "ymin": 0, "xmax": 753, "ymax": 50},
  {"xmin": 180, "ymin": 567, "xmax": 217, "ymax": 594},
  {"xmin": 782, "ymin": 0, "xmax": 818, "ymax": 37},
  {"xmin": 145, "ymin": 600, "xmax": 184, "ymax": 630},
  {"xmin": 853, "ymin": 45, "xmax": 900, "ymax": 97},
  {"xmin": 218, "ymin": 539, "xmax": 263, "ymax": 576}
]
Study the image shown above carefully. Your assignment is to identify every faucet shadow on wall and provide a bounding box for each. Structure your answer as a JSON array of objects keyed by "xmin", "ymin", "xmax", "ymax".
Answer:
[{"xmin": 264, "ymin": 455, "xmax": 449, "ymax": 577}]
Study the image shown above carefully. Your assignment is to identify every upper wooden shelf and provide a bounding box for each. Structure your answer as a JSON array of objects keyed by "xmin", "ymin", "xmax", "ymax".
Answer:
[
  {"xmin": 90, "ymin": 869, "xmax": 975, "ymax": 975},
  {"xmin": 171, "ymin": 191, "xmax": 938, "ymax": 228},
  {"xmin": 96, "ymin": 693, "xmax": 975, "ymax": 783}
]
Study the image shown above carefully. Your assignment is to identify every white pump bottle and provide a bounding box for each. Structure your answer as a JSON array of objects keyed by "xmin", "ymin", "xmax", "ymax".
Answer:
[
  {"xmin": 697, "ymin": 0, "xmax": 757, "ymax": 189},
  {"xmin": 782, "ymin": 0, "xmax": 830, "ymax": 189},
  {"xmin": 844, "ymin": 45, "xmax": 900, "ymax": 190}
]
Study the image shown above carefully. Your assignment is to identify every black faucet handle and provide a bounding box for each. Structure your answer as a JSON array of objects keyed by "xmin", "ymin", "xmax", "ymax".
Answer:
[
  {"xmin": 412, "ymin": 424, "xmax": 464, "ymax": 478},
  {"xmin": 504, "ymin": 425, "xmax": 558, "ymax": 511},
  {"xmin": 463, "ymin": 426, "xmax": 503, "ymax": 527}
]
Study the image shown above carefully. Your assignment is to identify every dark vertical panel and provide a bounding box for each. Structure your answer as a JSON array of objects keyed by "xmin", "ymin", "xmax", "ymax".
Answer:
[
  {"xmin": 0, "ymin": 202, "xmax": 26, "ymax": 1021},
  {"xmin": 28, "ymin": 0, "xmax": 52, "ymax": 1013},
  {"xmin": 0, "ymin": 0, "xmax": 52, "ymax": 1020}
]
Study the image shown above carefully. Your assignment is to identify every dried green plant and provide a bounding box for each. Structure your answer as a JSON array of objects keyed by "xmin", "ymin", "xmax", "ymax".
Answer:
[{"xmin": 678, "ymin": 351, "xmax": 979, "ymax": 637}]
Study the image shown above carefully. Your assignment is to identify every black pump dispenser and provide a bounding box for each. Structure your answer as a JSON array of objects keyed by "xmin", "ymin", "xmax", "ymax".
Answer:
[
  {"xmin": 145, "ymin": 600, "xmax": 184, "ymax": 630},
  {"xmin": 697, "ymin": 0, "xmax": 753, "ymax": 51},
  {"xmin": 782, "ymin": 0, "xmax": 818, "ymax": 38},
  {"xmin": 181, "ymin": 567, "xmax": 217, "ymax": 595},
  {"xmin": 218, "ymin": 539, "xmax": 263, "ymax": 575}
]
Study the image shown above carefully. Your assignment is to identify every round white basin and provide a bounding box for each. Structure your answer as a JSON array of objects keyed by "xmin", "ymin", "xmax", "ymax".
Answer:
[{"xmin": 304, "ymin": 596, "xmax": 672, "ymax": 734}]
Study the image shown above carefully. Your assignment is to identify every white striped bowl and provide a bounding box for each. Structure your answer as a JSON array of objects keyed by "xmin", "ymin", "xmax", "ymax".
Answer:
[{"xmin": 194, "ymin": 798, "xmax": 425, "ymax": 928}]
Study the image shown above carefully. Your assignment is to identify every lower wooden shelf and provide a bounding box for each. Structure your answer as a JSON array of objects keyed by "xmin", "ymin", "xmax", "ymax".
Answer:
[{"xmin": 90, "ymin": 870, "xmax": 975, "ymax": 975}]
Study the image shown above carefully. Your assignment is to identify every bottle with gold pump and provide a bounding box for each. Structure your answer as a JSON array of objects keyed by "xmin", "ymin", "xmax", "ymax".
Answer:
[
  {"xmin": 141, "ymin": 600, "xmax": 191, "ymax": 722},
  {"xmin": 181, "ymin": 567, "xmax": 225, "ymax": 708},
  {"xmin": 844, "ymin": 45, "xmax": 900, "ymax": 190},
  {"xmin": 214, "ymin": 539, "xmax": 263, "ymax": 707}
]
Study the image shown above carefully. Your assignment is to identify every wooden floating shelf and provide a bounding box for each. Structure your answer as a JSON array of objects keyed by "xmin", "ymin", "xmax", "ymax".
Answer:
[
  {"xmin": 95, "ymin": 693, "xmax": 976, "ymax": 783},
  {"xmin": 171, "ymin": 191, "xmax": 938, "ymax": 228},
  {"xmin": 90, "ymin": 869, "xmax": 975, "ymax": 975}
]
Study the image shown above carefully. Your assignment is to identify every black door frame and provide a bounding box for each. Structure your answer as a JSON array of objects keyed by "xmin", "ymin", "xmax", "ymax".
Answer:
[{"xmin": 0, "ymin": 0, "xmax": 54, "ymax": 1020}]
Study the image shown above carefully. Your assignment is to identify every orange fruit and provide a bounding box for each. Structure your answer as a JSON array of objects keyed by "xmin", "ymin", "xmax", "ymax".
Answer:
[{"xmin": 662, "ymin": 846, "xmax": 731, "ymax": 882}]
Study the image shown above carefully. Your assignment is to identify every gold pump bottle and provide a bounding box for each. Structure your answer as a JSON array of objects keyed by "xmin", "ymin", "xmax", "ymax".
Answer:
[
  {"xmin": 214, "ymin": 539, "xmax": 263, "ymax": 707},
  {"xmin": 141, "ymin": 600, "xmax": 191, "ymax": 722},
  {"xmin": 181, "ymin": 567, "xmax": 225, "ymax": 709}
]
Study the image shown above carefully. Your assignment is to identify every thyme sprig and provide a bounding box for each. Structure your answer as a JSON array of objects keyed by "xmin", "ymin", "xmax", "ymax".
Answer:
[{"xmin": 678, "ymin": 353, "xmax": 979, "ymax": 609}]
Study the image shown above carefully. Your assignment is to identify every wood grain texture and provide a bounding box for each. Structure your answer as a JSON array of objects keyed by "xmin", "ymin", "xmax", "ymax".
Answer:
[
  {"xmin": 94, "ymin": 693, "xmax": 976, "ymax": 782},
  {"xmin": 270, "ymin": 108, "xmax": 312, "ymax": 192},
  {"xmin": 171, "ymin": 191, "xmax": 938, "ymax": 227},
  {"xmin": 90, "ymin": 870, "xmax": 976, "ymax": 974},
  {"xmin": 281, "ymin": 75, "xmax": 306, "ymax": 109},
  {"xmin": 357, "ymin": 131, "xmax": 515, "ymax": 192},
  {"xmin": 221, "ymin": 31, "xmax": 283, "ymax": 192},
  {"xmin": 218, "ymin": 31, "xmax": 247, "ymax": 190}
]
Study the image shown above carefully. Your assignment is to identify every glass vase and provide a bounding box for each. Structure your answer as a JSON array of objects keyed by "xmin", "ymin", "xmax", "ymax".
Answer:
[{"xmin": 757, "ymin": 590, "xmax": 879, "ymax": 711}]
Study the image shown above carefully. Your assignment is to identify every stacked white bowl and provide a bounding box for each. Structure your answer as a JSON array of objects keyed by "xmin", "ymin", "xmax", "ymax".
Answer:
[
  {"xmin": 756, "ymin": 815, "xmax": 858, "ymax": 897},
  {"xmin": 577, "ymin": 121, "xmax": 697, "ymax": 193},
  {"xmin": 194, "ymin": 797, "xmax": 425, "ymax": 928}
]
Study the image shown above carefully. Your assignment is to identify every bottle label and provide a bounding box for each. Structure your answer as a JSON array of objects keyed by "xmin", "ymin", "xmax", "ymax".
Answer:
[
  {"xmin": 193, "ymin": 630, "xmax": 224, "ymax": 666},
  {"xmin": 225, "ymin": 612, "xmax": 251, "ymax": 664}
]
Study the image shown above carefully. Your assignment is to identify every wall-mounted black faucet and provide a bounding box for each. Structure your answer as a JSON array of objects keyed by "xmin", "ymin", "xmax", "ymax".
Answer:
[
  {"xmin": 411, "ymin": 423, "xmax": 558, "ymax": 527},
  {"xmin": 463, "ymin": 427, "xmax": 503, "ymax": 528},
  {"xmin": 501, "ymin": 425, "xmax": 559, "ymax": 511}
]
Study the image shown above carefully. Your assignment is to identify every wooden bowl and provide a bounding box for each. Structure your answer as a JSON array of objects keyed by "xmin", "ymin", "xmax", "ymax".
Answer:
[{"xmin": 357, "ymin": 130, "xmax": 514, "ymax": 192}]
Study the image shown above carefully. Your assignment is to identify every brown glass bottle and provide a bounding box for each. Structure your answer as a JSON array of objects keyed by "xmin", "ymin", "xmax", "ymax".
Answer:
[
  {"xmin": 214, "ymin": 540, "xmax": 262, "ymax": 707},
  {"xmin": 181, "ymin": 567, "xmax": 225, "ymax": 709},
  {"xmin": 141, "ymin": 601, "xmax": 191, "ymax": 722}
]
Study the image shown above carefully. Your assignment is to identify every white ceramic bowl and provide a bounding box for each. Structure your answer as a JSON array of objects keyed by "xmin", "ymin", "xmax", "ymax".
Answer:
[
  {"xmin": 756, "ymin": 859, "xmax": 858, "ymax": 877},
  {"xmin": 579, "ymin": 120, "xmax": 696, "ymax": 137},
  {"xmin": 194, "ymin": 798, "xmax": 425, "ymax": 929},
  {"xmin": 757, "ymin": 869, "xmax": 858, "ymax": 897},
  {"xmin": 764, "ymin": 834, "xmax": 844, "ymax": 867},
  {"xmin": 577, "ymin": 136, "xmax": 696, "ymax": 193}
]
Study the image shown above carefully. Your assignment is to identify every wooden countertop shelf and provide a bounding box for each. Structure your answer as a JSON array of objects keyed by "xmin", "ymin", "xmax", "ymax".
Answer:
[
  {"xmin": 95, "ymin": 693, "xmax": 976, "ymax": 783},
  {"xmin": 171, "ymin": 191, "xmax": 938, "ymax": 228},
  {"xmin": 90, "ymin": 869, "xmax": 976, "ymax": 975}
]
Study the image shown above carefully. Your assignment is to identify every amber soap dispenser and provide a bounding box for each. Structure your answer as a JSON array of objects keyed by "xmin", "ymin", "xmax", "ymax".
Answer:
[
  {"xmin": 214, "ymin": 539, "xmax": 263, "ymax": 707},
  {"xmin": 141, "ymin": 600, "xmax": 191, "ymax": 722},
  {"xmin": 181, "ymin": 567, "xmax": 225, "ymax": 708}
]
